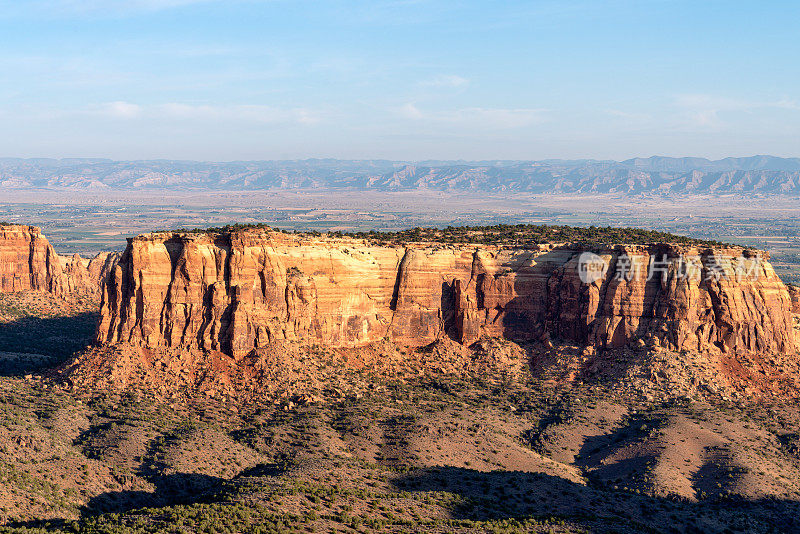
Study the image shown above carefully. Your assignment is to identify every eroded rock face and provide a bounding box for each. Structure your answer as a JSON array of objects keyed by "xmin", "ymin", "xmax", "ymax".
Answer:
[
  {"xmin": 97, "ymin": 229, "xmax": 796, "ymax": 358},
  {"xmin": 59, "ymin": 251, "xmax": 121, "ymax": 296},
  {"xmin": 787, "ymin": 284, "xmax": 800, "ymax": 314},
  {"xmin": 0, "ymin": 225, "xmax": 118, "ymax": 297}
]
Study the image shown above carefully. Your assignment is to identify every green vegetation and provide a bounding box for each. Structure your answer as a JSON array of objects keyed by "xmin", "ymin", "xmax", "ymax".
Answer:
[
  {"xmin": 0, "ymin": 359, "xmax": 797, "ymax": 532},
  {"xmin": 0, "ymin": 293, "xmax": 99, "ymax": 374},
  {"xmin": 167, "ymin": 223, "xmax": 727, "ymax": 247},
  {"xmin": 338, "ymin": 224, "xmax": 726, "ymax": 246},
  {"xmin": 170, "ymin": 222, "xmax": 277, "ymax": 234}
]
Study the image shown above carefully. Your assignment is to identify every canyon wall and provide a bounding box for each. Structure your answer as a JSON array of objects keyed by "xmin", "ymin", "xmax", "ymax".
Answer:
[
  {"xmin": 0, "ymin": 224, "xmax": 118, "ymax": 296},
  {"xmin": 788, "ymin": 284, "xmax": 800, "ymax": 314},
  {"xmin": 97, "ymin": 229, "xmax": 796, "ymax": 357}
]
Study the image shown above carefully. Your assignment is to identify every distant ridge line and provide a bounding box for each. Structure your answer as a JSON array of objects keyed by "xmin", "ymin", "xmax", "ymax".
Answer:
[{"xmin": 2, "ymin": 155, "xmax": 800, "ymax": 194}]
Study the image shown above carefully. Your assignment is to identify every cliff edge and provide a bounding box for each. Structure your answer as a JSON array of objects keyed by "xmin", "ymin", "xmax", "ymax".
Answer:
[
  {"xmin": 97, "ymin": 228, "xmax": 795, "ymax": 358},
  {"xmin": 0, "ymin": 224, "xmax": 118, "ymax": 297}
]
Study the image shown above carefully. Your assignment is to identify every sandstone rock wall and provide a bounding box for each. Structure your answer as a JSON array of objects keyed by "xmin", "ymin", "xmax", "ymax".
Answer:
[
  {"xmin": 97, "ymin": 229, "xmax": 796, "ymax": 357},
  {"xmin": 0, "ymin": 224, "xmax": 118, "ymax": 297},
  {"xmin": 0, "ymin": 225, "xmax": 66, "ymax": 294},
  {"xmin": 787, "ymin": 284, "xmax": 800, "ymax": 314},
  {"xmin": 60, "ymin": 251, "xmax": 121, "ymax": 296}
]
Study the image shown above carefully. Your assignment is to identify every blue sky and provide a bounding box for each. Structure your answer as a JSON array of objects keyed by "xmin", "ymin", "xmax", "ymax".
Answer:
[{"xmin": 1, "ymin": 0, "xmax": 799, "ymax": 160}]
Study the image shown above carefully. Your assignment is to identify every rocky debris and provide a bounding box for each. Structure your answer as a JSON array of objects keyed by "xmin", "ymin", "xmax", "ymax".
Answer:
[
  {"xmin": 0, "ymin": 224, "xmax": 117, "ymax": 297},
  {"xmin": 60, "ymin": 331, "xmax": 800, "ymax": 404},
  {"xmin": 98, "ymin": 229, "xmax": 795, "ymax": 361},
  {"xmin": 58, "ymin": 337, "xmax": 529, "ymax": 403}
]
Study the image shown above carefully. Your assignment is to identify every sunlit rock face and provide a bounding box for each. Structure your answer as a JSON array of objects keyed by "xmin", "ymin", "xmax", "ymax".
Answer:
[
  {"xmin": 97, "ymin": 229, "xmax": 795, "ymax": 358},
  {"xmin": 788, "ymin": 284, "xmax": 800, "ymax": 314},
  {"xmin": 0, "ymin": 224, "xmax": 118, "ymax": 297}
]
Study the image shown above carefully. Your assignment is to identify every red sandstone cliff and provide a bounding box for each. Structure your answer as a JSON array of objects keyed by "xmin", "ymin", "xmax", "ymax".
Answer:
[
  {"xmin": 788, "ymin": 284, "xmax": 800, "ymax": 314},
  {"xmin": 96, "ymin": 229, "xmax": 796, "ymax": 357},
  {"xmin": 59, "ymin": 251, "xmax": 121, "ymax": 296},
  {"xmin": 0, "ymin": 224, "xmax": 118, "ymax": 297}
]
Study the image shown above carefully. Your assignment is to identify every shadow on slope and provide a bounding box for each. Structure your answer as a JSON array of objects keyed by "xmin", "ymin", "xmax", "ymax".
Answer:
[
  {"xmin": 393, "ymin": 466, "xmax": 800, "ymax": 532},
  {"xmin": 78, "ymin": 462, "xmax": 296, "ymax": 517},
  {"xmin": 82, "ymin": 472, "xmax": 227, "ymax": 514},
  {"xmin": 0, "ymin": 312, "xmax": 98, "ymax": 375},
  {"xmin": 30, "ymin": 463, "xmax": 800, "ymax": 533}
]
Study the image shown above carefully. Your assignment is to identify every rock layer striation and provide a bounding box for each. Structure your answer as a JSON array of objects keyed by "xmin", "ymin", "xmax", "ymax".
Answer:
[
  {"xmin": 0, "ymin": 224, "xmax": 118, "ymax": 296},
  {"xmin": 97, "ymin": 229, "xmax": 796, "ymax": 357}
]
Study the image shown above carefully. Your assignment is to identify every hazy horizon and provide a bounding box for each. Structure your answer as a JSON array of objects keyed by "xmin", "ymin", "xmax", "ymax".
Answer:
[{"xmin": 3, "ymin": 154, "xmax": 800, "ymax": 164}]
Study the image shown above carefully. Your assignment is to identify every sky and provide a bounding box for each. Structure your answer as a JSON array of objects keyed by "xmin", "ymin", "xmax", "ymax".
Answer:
[{"xmin": 1, "ymin": 0, "xmax": 799, "ymax": 161}]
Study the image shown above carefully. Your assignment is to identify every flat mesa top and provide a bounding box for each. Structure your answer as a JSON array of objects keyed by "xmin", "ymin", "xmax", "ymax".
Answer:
[
  {"xmin": 0, "ymin": 224, "xmax": 42, "ymax": 233},
  {"xmin": 142, "ymin": 223, "xmax": 731, "ymax": 249}
]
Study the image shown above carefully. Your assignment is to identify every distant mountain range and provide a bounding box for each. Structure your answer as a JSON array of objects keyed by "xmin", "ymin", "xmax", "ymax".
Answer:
[{"xmin": 2, "ymin": 156, "xmax": 800, "ymax": 195}]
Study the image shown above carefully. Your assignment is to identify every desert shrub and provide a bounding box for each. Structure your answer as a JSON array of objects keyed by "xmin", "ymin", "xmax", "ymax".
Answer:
[{"xmin": 163, "ymin": 223, "xmax": 725, "ymax": 247}]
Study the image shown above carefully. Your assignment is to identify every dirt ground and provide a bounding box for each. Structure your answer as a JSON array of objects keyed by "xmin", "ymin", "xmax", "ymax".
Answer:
[{"xmin": 2, "ymin": 290, "xmax": 800, "ymax": 533}]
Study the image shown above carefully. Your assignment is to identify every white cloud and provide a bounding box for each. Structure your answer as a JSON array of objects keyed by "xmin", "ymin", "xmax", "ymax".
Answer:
[
  {"xmin": 96, "ymin": 101, "xmax": 142, "ymax": 119},
  {"xmin": 419, "ymin": 74, "xmax": 469, "ymax": 88},
  {"xmin": 673, "ymin": 94, "xmax": 746, "ymax": 110},
  {"xmin": 673, "ymin": 94, "xmax": 800, "ymax": 128},
  {"xmin": 399, "ymin": 102, "xmax": 425, "ymax": 119},
  {"xmin": 775, "ymin": 98, "xmax": 800, "ymax": 111},
  {"xmin": 158, "ymin": 103, "xmax": 320, "ymax": 124},
  {"xmin": 604, "ymin": 109, "xmax": 652, "ymax": 122},
  {"xmin": 397, "ymin": 103, "xmax": 545, "ymax": 129},
  {"xmin": 74, "ymin": 101, "xmax": 321, "ymax": 125},
  {"xmin": 451, "ymin": 107, "xmax": 545, "ymax": 129}
]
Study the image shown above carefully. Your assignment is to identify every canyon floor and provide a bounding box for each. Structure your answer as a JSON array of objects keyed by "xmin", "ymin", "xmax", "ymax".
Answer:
[{"xmin": 2, "ymin": 292, "xmax": 800, "ymax": 533}]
